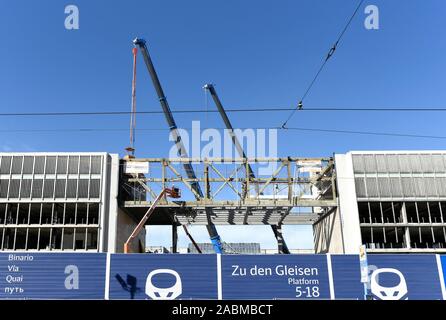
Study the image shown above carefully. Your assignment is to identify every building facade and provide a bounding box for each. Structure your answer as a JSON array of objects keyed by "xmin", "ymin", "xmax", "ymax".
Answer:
[
  {"xmin": 0, "ymin": 153, "xmax": 121, "ymax": 252},
  {"xmin": 315, "ymin": 151, "xmax": 446, "ymax": 254}
]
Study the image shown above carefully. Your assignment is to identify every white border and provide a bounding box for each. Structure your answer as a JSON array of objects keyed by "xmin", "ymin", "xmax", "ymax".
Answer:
[
  {"xmin": 104, "ymin": 252, "xmax": 111, "ymax": 300},
  {"xmin": 436, "ymin": 254, "xmax": 446, "ymax": 300},
  {"xmin": 327, "ymin": 254, "xmax": 335, "ymax": 299},
  {"xmin": 217, "ymin": 254, "xmax": 222, "ymax": 300}
]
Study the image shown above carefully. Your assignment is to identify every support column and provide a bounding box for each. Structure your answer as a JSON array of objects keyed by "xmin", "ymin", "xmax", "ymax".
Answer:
[
  {"xmin": 401, "ymin": 203, "xmax": 411, "ymax": 249},
  {"xmin": 172, "ymin": 224, "xmax": 178, "ymax": 253},
  {"xmin": 271, "ymin": 224, "xmax": 290, "ymax": 254}
]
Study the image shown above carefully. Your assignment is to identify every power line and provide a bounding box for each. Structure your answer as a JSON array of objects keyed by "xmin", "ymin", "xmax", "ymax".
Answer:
[
  {"xmin": 281, "ymin": 0, "xmax": 365, "ymax": 128},
  {"xmin": 2, "ymin": 107, "xmax": 446, "ymax": 117},
  {"xmin": 2, "ymin": 126, "xmax": 446, "ymax": 140}
]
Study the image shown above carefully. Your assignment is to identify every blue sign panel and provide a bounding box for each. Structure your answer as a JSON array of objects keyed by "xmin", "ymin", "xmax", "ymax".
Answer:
[
  {"xmin": 0, "ymin": 253, "xmax": 106, "ymax": 299},
  {"xmin": 221, "ymin": 255, "xmax": 330, "ymax": 299},
  {"xmin": 109, "ymin": 254, "xmax": 218, "ymax": 300},
  {"xmin": 331, "ymin": 254, "xmax": 443, "ymax": 300}
]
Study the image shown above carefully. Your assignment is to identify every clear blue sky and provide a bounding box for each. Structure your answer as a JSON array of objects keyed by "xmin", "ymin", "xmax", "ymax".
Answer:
[{"xmin": 0, "ymin": 0, "xmax": 445, "ymax": 249}]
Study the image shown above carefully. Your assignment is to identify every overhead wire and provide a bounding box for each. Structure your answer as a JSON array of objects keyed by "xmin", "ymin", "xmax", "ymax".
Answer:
[
  {"xmin": 2, "ymin": 106, "xmax": 446, "ymax": 117},
  {"xmin": 281, "ymin": 0, "xmax": 365, "ymax": 128},
  {"xmin": 1, "ymin": 126, "xmax": 446, "ymax": 140}
]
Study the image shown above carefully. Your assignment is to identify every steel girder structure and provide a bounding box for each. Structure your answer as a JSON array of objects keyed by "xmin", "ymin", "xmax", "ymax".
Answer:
[{"xmin": 120, "ymin": 157, "xmax": 337, "ymax": 226}]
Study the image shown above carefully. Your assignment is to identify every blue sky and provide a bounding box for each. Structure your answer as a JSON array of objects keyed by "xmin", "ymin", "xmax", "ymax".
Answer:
[{"xmin": 1, "ymin": 0, "xmax": 445, "ymax": 250}]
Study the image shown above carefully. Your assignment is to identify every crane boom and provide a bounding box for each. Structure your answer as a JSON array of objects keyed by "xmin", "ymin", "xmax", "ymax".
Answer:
[
  {"xmin": 204, "ymin": 84, "xmax": 290, "ymax": 254},
  {"xmin": 132, "ymin": 38, "xmax": 223, "ymax": 254}
]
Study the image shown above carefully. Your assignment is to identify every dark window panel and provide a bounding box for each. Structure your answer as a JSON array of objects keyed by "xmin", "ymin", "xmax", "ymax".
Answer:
[
  {"xmin": 68, "ymin": 156, "xmax": 79, "ymax": 174},
  {"xmin": 0, "ymin": 156, "xmax": 12, "ymax": 174},
  {"xmin": 11, "ymin": 156, "xmax": 23, "ymax": 174},
  {"xmin": 56, "ymin": 156, "xmax": 68, "ymax": 174}
]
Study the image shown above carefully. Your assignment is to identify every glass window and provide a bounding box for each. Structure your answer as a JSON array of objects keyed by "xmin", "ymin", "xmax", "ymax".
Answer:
[
  {"xmin": 68, "ymin": 156, "xmax": 79, "ymax": 174},
  {"xmin": 56, "ymin": 156, "xmax": 68, "ymax": 174},
  {"xmin": 8, "ymin": 179, "xmax": 20, "ymax": 198},
  {"xmin": 79, "ymin": 156, "xmax": 90, "ymax": 174},
  {"xmin": 43, "ymin": 179, "xmax": 55, "ymax": 198},
  {"xmin": 34, "ymin": 157, "xmax": 45, "ymax": 174},
  {"xmin": 55, "ymin": 179, "xmax": 66, "ymax": 198},
  {"xmin": 66, "ymin": 179, "xmax": 77, "ymax": 198},
  {"xmin": 11, "ymin": 156, "xmax": 23, "ymax": 174},
  {"xmin": 20, "ymin": 179, "xmax": 32, "ymax": 198},
  {"xmin": 0, "ymin": 180, "xmax": 9, "ymax": 198},
  {"xmin": 22, "ymin": 156, "xmax": 34, "ymax": 174},
  {"xmin": 91, "ymin": 156, "xmax": 102, "ymax": 174},
  {"xmin": 45, "ymin": 156, "xmax": 56, "ymax": 174},
  {"xmin": 90, "ymin": 179, "xmax": 100, "ymax": 198},
  {"xmin": 0, "ymin": 156, "xmax": 12, "ymax": 174},
  {"xmin": 31, "ymin": 179, "xmax": 43, "ymax": 198},
  {"xmin": 78, "ymin": 179, "xmax": 89, "ymax": 198}
]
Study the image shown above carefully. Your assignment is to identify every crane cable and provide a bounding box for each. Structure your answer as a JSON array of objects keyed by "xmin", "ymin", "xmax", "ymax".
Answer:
[{"xmin": 281, "ymin": 0, "xmax": 365, "ymax": 128}]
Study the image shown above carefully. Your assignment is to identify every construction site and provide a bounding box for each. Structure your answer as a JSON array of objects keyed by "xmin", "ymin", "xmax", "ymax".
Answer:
[
  {"xmin": 0, "ymin": 37, "xmax": 445, "ymax": 256},
  {"xmin": 1, "ymin": 1, "xmax": 446, "ymax": 301}
]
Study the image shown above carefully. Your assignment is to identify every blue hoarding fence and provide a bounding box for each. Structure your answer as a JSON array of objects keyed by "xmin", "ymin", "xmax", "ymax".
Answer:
[
  {"xmin": 109, "ymin": 254, "xmax": 218, "ymax": 300},
  {"xmin": 0, "ymin": 253, "xmax": 446, "ymax": 300},
  {"xmin": 221, "ymin": 254, "xmax": 331, "ymax": 299},
  {"xmin": 0, "ymin": 253, "xmax": 106, "ymax": 299}
]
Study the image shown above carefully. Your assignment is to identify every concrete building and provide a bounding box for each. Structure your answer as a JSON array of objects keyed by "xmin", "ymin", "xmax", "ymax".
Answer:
[
  {"xmin": 315, "ymin": 151, "xmax": 446, "ymax": 254},
  {"xmin": 0, "ymin": 153, "xmax": 122, "ymax": 252}
]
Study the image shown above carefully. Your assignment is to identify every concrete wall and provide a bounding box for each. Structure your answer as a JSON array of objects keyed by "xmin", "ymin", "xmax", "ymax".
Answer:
[
  {"xmin": 335, "ymin": 153, "xmax": 362, "ymax": 254},
  {"xmin": 104, "ymin": 154, "xmax": 120, "ymax": 253},
  {"xmin": 114, "ymin": 208, "xmax": 146, "ymax": 253},
  {"xmin": 313, "ymin": 208, "xmax": 345, "ymax": 253}
]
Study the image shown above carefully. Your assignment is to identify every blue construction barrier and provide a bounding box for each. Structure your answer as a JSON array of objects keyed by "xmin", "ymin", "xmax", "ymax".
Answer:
[
  {"xmin": 109, "ymin": 254, "xmax": 218, "ymax": 300},
  {"xmin": 0, "ymin": 253, "xmax": 445, "ymax": 300},
  {"xmin": 221, "ymin": 255, "xmax": 330, "ymax": 299},
  {"xmin": 0, "ymin": 253, "xmax": 106, "ymax": 299}
]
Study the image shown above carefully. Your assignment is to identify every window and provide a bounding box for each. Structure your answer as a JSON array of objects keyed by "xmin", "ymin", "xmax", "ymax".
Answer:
[
  {"xmin": 55, "ymin": 179, "xmax": 66, "ymax": 198},
  {"xmin": 88, "ymin": 203, "xmax": 99, "ymax": 224},
  {"xmin": 31, "ymin": 179, "xmax": 42, "ymax": 198},
  {"xmin": 68, "ymin": 156, "xmax": 79, "ymax": 174},
  {"xmin": 11, "ymin": 156, "xmax": 23, "ymax": 174},
  {"xmin": 63, "ymin": 228, "xmax": 74, "ymax": 250},
  {"xmin": 45, "ymin": 156, "xmax": 57, "ymax": 174},
  {"xmin": 8, "ymin": 179, "xmax": 20, "ymax": 198},
  {"xmin": 43, "ymin": 179, "xmax": 55, "ymax": 198},
  {"xmin": 34, "ymin": 157, "xmax": 45, "ymax": 174},
  {"xmin": 91, "ymin": 156, "xmax": 102, "ymax": 174},
  {"xmin": 0, "ymin": 156, "xmax": 11, "ymax": 174},
  {"xmin": 23, "ymin": 156, "xmax": 34, "ymax": 174},
  {"xmin": 56, "ymin": 156, "xmax": 68, "ymax": 174},
  {"xmin": 79, "ymin": 156, "xmax": 90, "ymax": 174},
  {"xmin": 29, "ymin": 203, "xmax": 41, "ymax": 224},
  {"xmin": 66, "ymin": 179, "xmax": 77, "ymax": 198},
  {"xmin": 78, "ymin": 179, "xmax": 89, "ymax": 198},
  {"xmin": 20, "ymin": 179, "xmax": 32, "ymax": 198},
  {"xmin": 90, "ymin": 179, "xmax": 100, "ymax": 198},
  {"xmin": 0, "ymin": 180, "xmax": 9, "ymax": 198}
]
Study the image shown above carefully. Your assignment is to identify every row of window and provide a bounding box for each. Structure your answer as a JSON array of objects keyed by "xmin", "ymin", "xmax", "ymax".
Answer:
[
  {"xmin": 0, "ymin": 155, "xmax": 102, "ymax": 175},
  {"xmin": 0, "ymin": 227, "xmax": 98, "ymax": 251},
  {"xmin": 352, "ymin": 153, "xmax": 446, "ymax": 174},
  {"xmin": 361, "ymin": 226, "xmax": 446, "ymax": 249},
  {"xmin": 358, "ymin": 201, "xmax": 446, "ymax": 224},
  {"xmin": 0, "ymin": 179, "xmax": 101, "ymax": 199},
  {"xmin": 0, "ymin": 203, "xmax": 100, "ymax": 225},
  {"xmin": 355, "ymin": 176, "xmax": 446, "ymax": 198}
]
